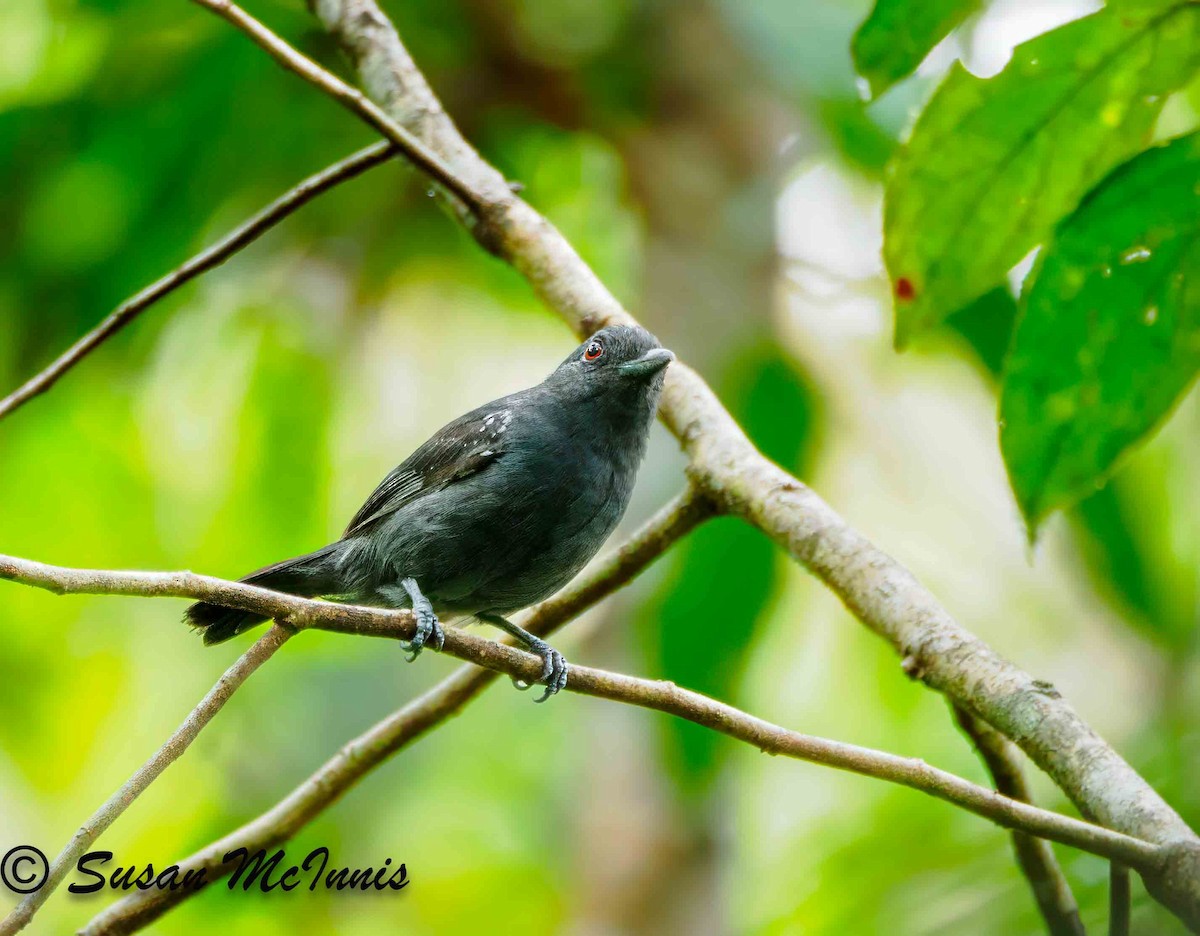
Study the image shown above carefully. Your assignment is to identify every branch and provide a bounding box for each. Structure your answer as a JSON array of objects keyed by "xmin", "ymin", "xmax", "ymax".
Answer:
[
  {"xmin": 9, "ymin": 489, "xmax": 710, "ymax": 935},
  {"xmin": 0, "ymin": 141, "xmax": 396, "ymax": 423},
  {"xmin": 954, "ymin": 707, "xmax": 1086, "ymax": 936},
  {"xmin": 85, "ymin": 670, "xmax": 1163, "ymax": 936},
  {"xmin": 0, "ymin": 574, "xmax": 1163, "ymax": 934},
  {"xmin": 0, "ymin": 626, "xmax": 291, "ymax": 936},
  {"xmin": 188, "ymin": 0, "xmax": 494, "ymax": 225},
  {"xmin": 0, "ymin": 554, "xmax": 1167, "ymax": 872}
]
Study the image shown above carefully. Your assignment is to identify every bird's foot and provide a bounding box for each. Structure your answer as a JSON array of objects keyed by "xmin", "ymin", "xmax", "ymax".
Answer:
[
  {"xmin": 512, "ymin": 637, "xmax": 568, "ymax": 703},
  {"xmin": 476, "ymin": 613, "xmax": 568, "ymax": 703},
  {"xmin": 399, "ymin": 577, "xmax": 444, "ymax": 661},
  {"xmin": 403, "ymin": 605, "xmax": 444, "ymax": 661}
]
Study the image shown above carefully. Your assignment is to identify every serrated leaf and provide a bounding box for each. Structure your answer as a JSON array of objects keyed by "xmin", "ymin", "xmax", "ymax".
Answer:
[
  {"xmin": 852, "ymin": 0, "xmax": 981, "ymax": 98},
  {"xmin": 885, "ymin": 3, "xmax": 1200, "ymax": 346},
  {"xmin": 1000, "ymin": 132, "xmax": 1200, "ymax": 531}
]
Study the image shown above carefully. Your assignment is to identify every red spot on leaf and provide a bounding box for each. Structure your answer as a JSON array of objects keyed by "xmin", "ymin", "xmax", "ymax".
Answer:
[{"xmin": 895, "ymin": 277, "xmax": 916, "ymax": 302}]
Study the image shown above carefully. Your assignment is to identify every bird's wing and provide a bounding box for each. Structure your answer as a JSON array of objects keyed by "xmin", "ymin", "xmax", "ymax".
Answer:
[{"xmin": 342, "ymin": 401, "xmax": 517, "ymax": 537}]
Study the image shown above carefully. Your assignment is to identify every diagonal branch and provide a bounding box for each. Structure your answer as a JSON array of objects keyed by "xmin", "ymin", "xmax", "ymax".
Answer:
[
  {"xmin": 189, "ymin": 0, "xmax": 492, "ymax": 222},
  {"xmin": 80, "ymin": 664, "xmax": 1164, "ymax": 936},
  {"xmin": 3, "ymin": 488, "xmax": 710, "ymax": 935},
  {"xmin": 0, "ymin": 625, "xmax": 292, "ymax": 936},
  {"xmin": 0, "ymin": 141, "xmax": 396, "ymax": 423},
  {"xmin": 954, "ymin": 706, "xmax": 1086, "ymax": 936},
  {"xmin": 182, "ymin": 0, "xmax": 1200, "ymax": 923}
]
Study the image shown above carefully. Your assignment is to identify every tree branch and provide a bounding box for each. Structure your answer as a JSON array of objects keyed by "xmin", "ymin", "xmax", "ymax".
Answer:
[
  {"xmin": 954, "ymin": 706, "xmax": 1086, "ymax": 936},
  {"xmin": 0, "ymin": 625, "xmax": 291, "ymax": 936},
  {"xmin": 0, "ymin": 559, "xmax": 1167, "ymax": 935},
  {"xmin": 0, "ymin": 141, "xmax": 396, "ymax": 423},
  {"xmin": 5, "ymin": 489, "xmax": 710, "ymax": 935},
  {"xmin": 0, "ymin": 556, "xmax": 1168, "ymax": 872},
  {"xmin": 183, "ymin": 0, "xmax": 1198, "ymax": 923},
  {"xmin": 188, "ymin": 0, "xmax": 494, "ymax": 224}
]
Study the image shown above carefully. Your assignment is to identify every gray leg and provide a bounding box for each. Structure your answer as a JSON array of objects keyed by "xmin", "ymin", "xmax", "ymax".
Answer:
[
  {"xmin": 476, "ymin": 613, "xmax": 568, "ymax": 703},
  {"xmin": 398, "ymin": 577, "xmax": 444, "ymax": 661}
]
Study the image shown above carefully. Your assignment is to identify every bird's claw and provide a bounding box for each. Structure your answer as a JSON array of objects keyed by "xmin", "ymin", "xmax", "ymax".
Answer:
[
  {"xmin": 511, "ymin": 637, "xmax": 568, "ymax": 703},
  {"xmin": 403, "ymin": 605, "xmax": 444, "ymax": 661}
]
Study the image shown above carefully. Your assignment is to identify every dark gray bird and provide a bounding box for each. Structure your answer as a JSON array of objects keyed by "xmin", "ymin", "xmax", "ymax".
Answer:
[{"xmin": 186, "ymin": 324, "xmax": 673, "ymax": 701}]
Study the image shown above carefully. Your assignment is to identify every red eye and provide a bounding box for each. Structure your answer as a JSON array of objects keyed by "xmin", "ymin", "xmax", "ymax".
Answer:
[{"xmin": 584, "ymin": 340, "xmax": 604, "ymax": 361}]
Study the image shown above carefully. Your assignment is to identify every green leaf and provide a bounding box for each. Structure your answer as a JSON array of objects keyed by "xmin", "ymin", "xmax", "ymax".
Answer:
[
  {"xmin": 818, "ymin": 97, "xmax": 898, "ymax": 176},
  {"xmin": 1000, "ymin": 132, "xmax": 1200, "ymax": 530},
  {"xmin": 885, "ymin": 3, "xmax": 1200, "ymax": 346},
  {"xmin": 852, "ymin": 0, "xmax": 981, "ymax": 98},
  {"xmin": 945, "ymin": 286, "xmax": 1018, "ymax": 378}
]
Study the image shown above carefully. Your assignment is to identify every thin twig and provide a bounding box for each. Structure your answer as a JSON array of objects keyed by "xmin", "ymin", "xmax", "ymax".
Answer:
[
  {"xmin": 0, "ymin": 624, "xmax": 291, "ymax": 936},
  {"xmin": 1, "ymin": 489, "xmax": 709, "ymax": 935},
  {"xmin": 0, "ymin": 141, "xmax": 395, "ymax": 423},
  {"xmin": 188, "ymin": 0, "xmax": 489, "ymax": 217},
  {"xmin": 0, "ymin": 553, "xmax": 1166, "ymax": 882},
  {"xmin": 954, "ymin": 707, "xmax": 1086, "ymax": 936},
  {"xmin": 1110, "ymin": 864, "xmax": 1132, "ymax": 936}
]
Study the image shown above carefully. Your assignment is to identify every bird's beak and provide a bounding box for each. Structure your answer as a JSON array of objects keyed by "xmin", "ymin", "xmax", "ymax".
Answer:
[{"xmin": 618, "ymin": 348, "xmax": 675, "ymax": 378}]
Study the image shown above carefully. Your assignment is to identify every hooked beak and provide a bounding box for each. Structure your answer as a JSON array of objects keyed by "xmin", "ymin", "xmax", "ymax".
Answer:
[{"xmin": 618, "ymin": 348, "xmax": 675, "ymax": 379}]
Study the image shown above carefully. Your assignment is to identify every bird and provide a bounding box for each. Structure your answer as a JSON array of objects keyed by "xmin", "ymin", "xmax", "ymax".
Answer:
[{"xmin": 185, "ymin": 324, "xmax": 673, "ymax": 701}]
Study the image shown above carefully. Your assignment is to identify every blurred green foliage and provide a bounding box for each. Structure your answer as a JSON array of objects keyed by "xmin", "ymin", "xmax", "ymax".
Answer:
[
  {"xmin": 643, "ymin": 343, "xmax": 818, "ymax": 791},
  {"xmin": 0, "ymin": 1, "xmax": 1197, "ymax": 934}
]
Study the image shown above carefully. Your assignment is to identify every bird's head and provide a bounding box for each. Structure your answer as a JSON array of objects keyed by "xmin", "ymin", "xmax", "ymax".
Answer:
[
  {"xmin": 551, "ymin": 325, "xmax": 674, "ymax": 399},
  {"xmin": 543, "ymin": 324, "xmax": 672, "ymax": 454}
]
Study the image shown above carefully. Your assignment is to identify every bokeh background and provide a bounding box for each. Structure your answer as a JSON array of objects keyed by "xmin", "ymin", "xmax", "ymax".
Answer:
[{"xmin": 2, "ymin": 0, "xmax": 1199, "ymax": 932}]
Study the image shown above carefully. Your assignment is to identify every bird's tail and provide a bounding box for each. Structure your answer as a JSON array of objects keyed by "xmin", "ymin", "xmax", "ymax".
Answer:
[{"xmin": 186, "ymin": 541, "xmax": 349, "ymax": 646}]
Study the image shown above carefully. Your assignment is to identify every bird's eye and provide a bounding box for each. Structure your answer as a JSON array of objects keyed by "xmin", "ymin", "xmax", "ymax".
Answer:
[{"xmin": 584, "ymin": 340, "xmax": 604, "ymax": 361}]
